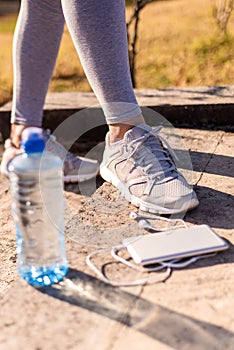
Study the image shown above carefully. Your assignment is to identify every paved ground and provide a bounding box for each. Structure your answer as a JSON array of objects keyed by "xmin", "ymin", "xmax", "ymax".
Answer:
[{"xmin": 0, "ymin": 128, "xmax": 233, "ymax": 350}]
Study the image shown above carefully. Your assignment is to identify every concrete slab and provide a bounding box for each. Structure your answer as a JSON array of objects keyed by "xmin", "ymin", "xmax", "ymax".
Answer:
[
  {"xmin": 0, "ymin": 128, "xmax": 233, "ymax": 350},
  {"xmin": 1, "ymin": 86, "xmax": 234, "ymax": 140}
]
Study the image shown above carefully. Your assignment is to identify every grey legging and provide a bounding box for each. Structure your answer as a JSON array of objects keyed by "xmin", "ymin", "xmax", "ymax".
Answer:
[{"xmin": 11, "ymin": 0, "xmax": 142, "ymax": 126}]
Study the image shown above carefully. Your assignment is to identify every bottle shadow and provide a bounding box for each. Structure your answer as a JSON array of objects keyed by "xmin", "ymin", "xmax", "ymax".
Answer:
[{"xmin": 37, "ymin": 269, "xmax": 234, "ymax": 350}]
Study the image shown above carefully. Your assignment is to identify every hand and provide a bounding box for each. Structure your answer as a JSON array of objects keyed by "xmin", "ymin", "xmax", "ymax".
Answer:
[{"xmin": 0, "ymin": 139, "xmax": 23, "ymax": 176}]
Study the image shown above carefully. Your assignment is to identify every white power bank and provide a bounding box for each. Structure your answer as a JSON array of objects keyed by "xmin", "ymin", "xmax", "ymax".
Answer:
[{"xmin": 123, "ymin": 225, "xmax": 229, "ymax": 265}]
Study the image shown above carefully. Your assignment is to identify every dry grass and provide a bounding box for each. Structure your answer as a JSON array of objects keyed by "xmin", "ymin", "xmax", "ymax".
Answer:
[
  {"xmin": 0, "ymin": 14, "xmax": 16, "ymax": 106},
  {"xmin": 135, "ymin": 0, "xmax": 234, "ymax": 87},
  {"xmin": 1, "ymin": 0, "xmax": 234, "ymax": 107}
]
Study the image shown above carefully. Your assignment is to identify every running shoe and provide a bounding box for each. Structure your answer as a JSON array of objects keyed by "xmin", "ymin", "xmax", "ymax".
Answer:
[
  {"xmin": 44, "ymin": 130, "xmax": 99, "ymax": 183},
  {"xmin": 100, "ymin": 124, "xmax": 199, "ymax": 214}
]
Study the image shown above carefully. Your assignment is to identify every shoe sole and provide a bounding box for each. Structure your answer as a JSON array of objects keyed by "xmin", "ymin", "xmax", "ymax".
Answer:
[
  {"xmin": 100, "ymin": 165, "xmax": 199, "ymax": 215},
  {"xmin": 64, "ymin": 170, "xmax": 99, "ymax": 183}
]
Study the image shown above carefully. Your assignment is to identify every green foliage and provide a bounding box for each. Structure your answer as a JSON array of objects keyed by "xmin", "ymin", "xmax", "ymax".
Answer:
[{"xmin": 194, "ymin": 35, "xmax": 234, "ymax": 64}]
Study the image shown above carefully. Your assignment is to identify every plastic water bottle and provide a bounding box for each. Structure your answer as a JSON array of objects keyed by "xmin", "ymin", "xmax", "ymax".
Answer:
[{"xmin": 8, "ymin": 127, "xmax": 68, "ymax": 286}]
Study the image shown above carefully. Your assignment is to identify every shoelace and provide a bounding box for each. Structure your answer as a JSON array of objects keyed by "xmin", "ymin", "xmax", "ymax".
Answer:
[{"xmin": 123, "ymin": 126, "xmax": 179, "ymax": 181}]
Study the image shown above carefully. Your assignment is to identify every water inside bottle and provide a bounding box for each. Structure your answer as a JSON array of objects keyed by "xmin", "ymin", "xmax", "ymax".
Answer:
[{"xmin": 11, "ymin": 169, "xmax": 68, "ymax": 286}]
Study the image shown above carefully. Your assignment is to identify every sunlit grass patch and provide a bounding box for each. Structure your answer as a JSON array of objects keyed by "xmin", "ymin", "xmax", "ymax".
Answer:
[{"xmin": 1, "ymin": 0, "xmax": 234, "ymax": 107}]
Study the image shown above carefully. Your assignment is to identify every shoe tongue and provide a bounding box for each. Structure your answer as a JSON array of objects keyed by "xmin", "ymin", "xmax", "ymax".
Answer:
[
  {"xmin": 124, "ymin": 123, "xmax": 151, "ymax": 143},
  {"xmin": 124, "ymin": 123, "xmax": 176, "ymax": 178}
]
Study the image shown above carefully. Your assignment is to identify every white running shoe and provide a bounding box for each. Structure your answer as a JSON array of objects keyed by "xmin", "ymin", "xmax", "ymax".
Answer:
[{"xmin": 100, "ymin": 124, "xmax": 199, "ymax": 214}]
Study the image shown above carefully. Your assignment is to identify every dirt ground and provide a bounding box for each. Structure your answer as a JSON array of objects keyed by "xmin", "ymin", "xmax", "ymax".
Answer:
[{"xmin": 0, "ymin": 128, "xmax": 233, "ymax": 350}]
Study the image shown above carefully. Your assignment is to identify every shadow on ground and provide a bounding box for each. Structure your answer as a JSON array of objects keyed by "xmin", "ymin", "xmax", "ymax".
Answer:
[
  {"xmin": 186, "ymin": 185, "xmax": 233, "ymax": 230},
  {"xmin": 65, "ymin": 178, "xmax": 233, "ymax": 231},
  {"xmin": 38, "ymin": 269, "xmax": 234, "ymax": 350},
  {"xmin": 181, "ymin": 150, "xmax": 233, "ymax": 177}
]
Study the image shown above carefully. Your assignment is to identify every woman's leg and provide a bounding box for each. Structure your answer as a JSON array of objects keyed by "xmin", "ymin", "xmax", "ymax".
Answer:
[
  {"xmin": 11, "ymin": 0, "xmax": 65, "ymax": 145},
  {"xmin": 61, "ymin": 0, "xmax": 144, "ymax": 141},
  {"xmin": 3, "ymin": 0, "xmax": 99, "ymax": 182}
]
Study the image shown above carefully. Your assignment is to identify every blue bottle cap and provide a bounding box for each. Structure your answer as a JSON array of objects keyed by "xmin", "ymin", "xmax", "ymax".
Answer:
[{"xmin": 20, "ymin": 127, "xmax": 45, "ymax": 154}]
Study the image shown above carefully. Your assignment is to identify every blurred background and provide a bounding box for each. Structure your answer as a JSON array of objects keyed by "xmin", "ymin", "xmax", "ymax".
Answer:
[{"xmin": 1, "ymin": 0, "xmax": 234, "ymax": 107}]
